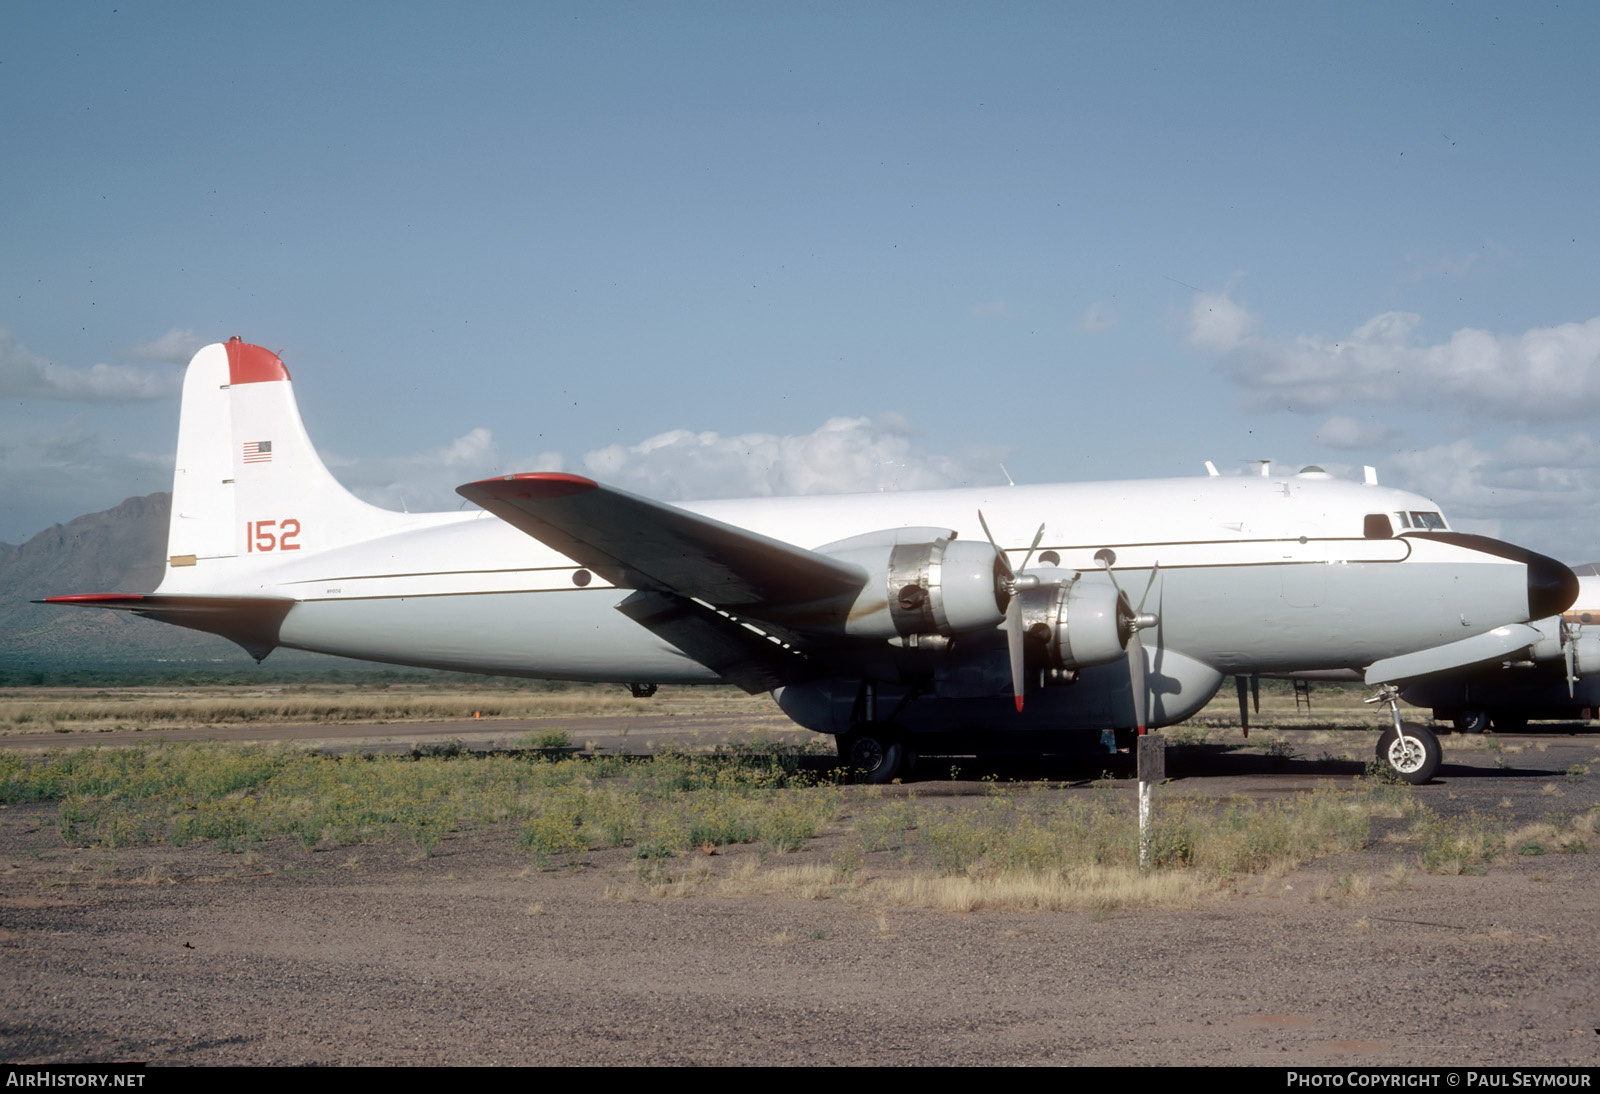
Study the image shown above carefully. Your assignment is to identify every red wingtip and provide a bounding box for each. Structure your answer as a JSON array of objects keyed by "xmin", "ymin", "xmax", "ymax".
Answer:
[
  {"xmin": 41, "ymin": 593, "xmax": 146, "ymax": 604},
  {"xmin": 1014, "ymin": 696, "xmax": 1025, "ymax": 713},
  {"xmin": 470, "ymin": 472, "xmax": 599, "ymax": 499}
]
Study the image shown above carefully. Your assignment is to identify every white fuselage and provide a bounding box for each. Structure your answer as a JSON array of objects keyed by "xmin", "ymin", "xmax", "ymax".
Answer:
[{"xmin": 162, "ymin": 471, "xmax": 1536, "ymax": 695}]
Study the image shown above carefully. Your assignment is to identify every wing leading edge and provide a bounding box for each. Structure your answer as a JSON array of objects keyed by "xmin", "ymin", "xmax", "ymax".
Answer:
[{"xmin": 456, "ymin": 473, "xmax": 868, "ymax": 613}]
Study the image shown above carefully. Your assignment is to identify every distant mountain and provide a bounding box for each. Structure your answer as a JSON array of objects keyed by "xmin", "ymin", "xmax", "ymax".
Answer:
[
  {"xmin": 0, "ymin": 495, "xmax": 497, "ymax": 680},
  {"xmin": 0, "ymin": 493, "xmax": 279, "ymax": 670}
]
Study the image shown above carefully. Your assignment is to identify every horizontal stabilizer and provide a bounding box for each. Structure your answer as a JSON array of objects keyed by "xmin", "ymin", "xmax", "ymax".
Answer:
[
  {"xmin": 40, "ymin": 593, "xmax": 295, "ymax": 661},
  {"xmin": 456, "ymin": 473, "xmax": 867, "ymax": 610},
  {"xmin": 1364, "ymin": 624, "xmax": 1542, "ymax": 685}
]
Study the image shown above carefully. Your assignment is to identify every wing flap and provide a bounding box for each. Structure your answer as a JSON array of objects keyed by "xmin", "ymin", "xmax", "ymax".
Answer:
[
  {"xmin": 616, "ymin": 590, "xmax": 813, "ymax": 693},
  {"xmin": 457, "ymin": 473, "xmax": 867, "ymax": 610}
]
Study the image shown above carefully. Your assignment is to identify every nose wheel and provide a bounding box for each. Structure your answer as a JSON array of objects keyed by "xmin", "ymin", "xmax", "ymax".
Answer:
[{"xmin": 1367, "ymin": 685, "xmax": 1441, "ymax": 784}]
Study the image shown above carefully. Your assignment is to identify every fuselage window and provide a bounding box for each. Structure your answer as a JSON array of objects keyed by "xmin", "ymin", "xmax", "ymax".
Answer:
[{"xmin": 1363, "ymin": 514, "xmax": 1393, "ymax": 539}]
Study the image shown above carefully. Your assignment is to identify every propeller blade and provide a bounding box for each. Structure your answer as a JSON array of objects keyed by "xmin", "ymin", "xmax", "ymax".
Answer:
[
  {"xmin": 977, "ymin": 510, "xmax": 1014, "ymax": 579},
  {"xmin": 1017, "ymin": 522, "xmax": 1046, "ymax": 573},
  {"xmin": 1006, "ymin": 592, "xmax": 1026, "ymax": 712},
  {"xmin": 1566, "ymin": 623, "xmax": 1578, "ymax": 699},
  {"xmin": 978, "ymin": 510, "xmax": 1036, "ymax": 713},
  {"xmin": 1128, "ymin": 631, "xmax": 1147, "ymax": 735},
  {"xmin": 972, "ymin": 511, "xmax": 1049, "ymax": 713},
  {"xmin": 1135, "ymin": 561, "xmax": 1161, "ymax": 616},
  {"xmin": 1095, "ymin": 549, "xmax": 1126, "ymax": 600}
]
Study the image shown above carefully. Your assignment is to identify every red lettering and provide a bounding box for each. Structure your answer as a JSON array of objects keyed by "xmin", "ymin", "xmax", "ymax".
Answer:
[{"xmin": 245, "ymin": 517, "xmax": 302, "ymax": 552}]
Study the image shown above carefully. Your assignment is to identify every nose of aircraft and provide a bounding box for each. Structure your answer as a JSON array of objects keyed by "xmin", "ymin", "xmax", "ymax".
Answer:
[
  {"xmin": 1527, "ymin": 549, "xmax": 1580, "ymax": 619},
  {"xmin": 1407, "ymin": 531, "xmax": 1578, "ymax": 620}
]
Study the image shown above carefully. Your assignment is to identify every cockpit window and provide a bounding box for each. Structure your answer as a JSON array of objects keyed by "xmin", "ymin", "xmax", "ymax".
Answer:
[{"xmin": 1408, "ymin": 511, "xmax": 1447, "ymax": 531}]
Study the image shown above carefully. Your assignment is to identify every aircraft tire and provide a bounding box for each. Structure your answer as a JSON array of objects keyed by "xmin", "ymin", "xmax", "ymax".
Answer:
[
  {"xmin": 1491, "ymin": 713, "xmax": 1528, "ymax": 733},
  {"xmin": 1452, "ymin": 710, "xmax": 1491, "ymax": 734},
  {"xmin": 1376, "ymin": 722, "xmax": 1441, "ymax": 785},
  {"xmin": 838, "ymin": 724, "xmax": 906, "ymax": 784}
]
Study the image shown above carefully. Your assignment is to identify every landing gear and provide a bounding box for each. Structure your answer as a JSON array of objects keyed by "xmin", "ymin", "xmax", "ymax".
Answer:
[
  {"xmin": 1452, "ymin": 709, "xmax": 1490, "ymax": 734},
  {"xmin": 838, "ymin": 723, "xmax": 907, "ymax": 784},
  {"xmin": 1367, "ymin": 684, "xmax": 1441, "ymax": 784},
  {"xmin": 1376, "ymin": 722, "xmax": 1441, "ymax": 784}
]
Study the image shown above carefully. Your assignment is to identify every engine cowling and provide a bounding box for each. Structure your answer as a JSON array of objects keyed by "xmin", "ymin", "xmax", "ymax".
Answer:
[
  {"xmin": 816, "ymin": 529, "xmax": 1007, "ymax": 640},
  {"xmin": 1529, "ymin": 620, "xmax": 1600, "ymax": 676},
  {"xmin": 1016, "ymin": 572, "xmax": 1128, "ymax": 672}
]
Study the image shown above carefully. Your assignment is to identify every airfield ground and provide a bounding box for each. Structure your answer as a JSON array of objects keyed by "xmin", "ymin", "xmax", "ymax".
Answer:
[{"xmin": 0, "ymin": 688, "xmax": 1597, "ymax": 1066}]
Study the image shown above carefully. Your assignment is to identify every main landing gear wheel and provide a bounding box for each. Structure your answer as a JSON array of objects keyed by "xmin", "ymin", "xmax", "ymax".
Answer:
[
  {"xmin": 1452, "ymin": 710, "xmax": 1490, "ymax": 734},
  {"xmin": 1376, "ymin": 722, "xmax": 1441, "ymax": 785},
  {"xmin": 838, "ymin": 723, "xmax": 906, "ymax": 784}
]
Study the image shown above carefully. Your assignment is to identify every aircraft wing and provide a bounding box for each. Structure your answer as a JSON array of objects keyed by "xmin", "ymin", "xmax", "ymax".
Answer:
[
  {"xmin": 456, "ymin": 473, "xmax": 868, "ymax": 610},
  {"xmin": 1364, "ymin": 623, "xmax": 1543, "ymax": 685}
]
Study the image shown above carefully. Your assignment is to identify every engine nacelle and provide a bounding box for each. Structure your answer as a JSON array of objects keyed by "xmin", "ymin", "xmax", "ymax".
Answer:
[
  {"xmin": 816, "ymin": 529, "xmax": 1006, "ymax": 640},
  {"xmin": 1529, "ymin": 620, "xmax": 1600, "ymax": 677},
  {"xmin": 1017, "ymin": 572, "xmax": 1127, "ymax": 672},
  {"xmin": 1575, "ymin": 634, "xmax": 1600, "ymax": 677}
]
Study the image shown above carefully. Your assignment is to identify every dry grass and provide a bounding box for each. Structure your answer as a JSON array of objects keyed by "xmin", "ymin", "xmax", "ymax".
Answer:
[
  {"xmin": 0, "ymin": 684, "xmax": 778, "ymax": 735},
  {"xmin": 1305, "ymin": 872, "xmax": 1373, "ymax": 905},
  {"xmin": 867, "ymin": 864, "xmax": 1220, "ymax": 912}
]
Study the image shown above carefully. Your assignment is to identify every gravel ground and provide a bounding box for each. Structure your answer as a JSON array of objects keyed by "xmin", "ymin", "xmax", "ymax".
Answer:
[{"xmin": 2, "ymin": 725, "xmax": 1597, "ymax": 1066}]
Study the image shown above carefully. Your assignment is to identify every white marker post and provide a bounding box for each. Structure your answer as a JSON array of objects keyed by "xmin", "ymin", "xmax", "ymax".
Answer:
[{"xmin": 1138, "ymin": 734, "xmax": 1165, "ymax": 870}]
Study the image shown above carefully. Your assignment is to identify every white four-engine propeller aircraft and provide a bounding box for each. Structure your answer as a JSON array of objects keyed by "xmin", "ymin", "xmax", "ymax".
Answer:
[{"xmin": 45, "ymin": 339, "xmax": 1579, "ymax": 783}]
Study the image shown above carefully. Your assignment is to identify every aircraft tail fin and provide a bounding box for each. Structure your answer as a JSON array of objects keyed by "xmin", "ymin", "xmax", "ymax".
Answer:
[{"xmin": 159, "ymin": 338, "xmax": 418, "ymax": 592}]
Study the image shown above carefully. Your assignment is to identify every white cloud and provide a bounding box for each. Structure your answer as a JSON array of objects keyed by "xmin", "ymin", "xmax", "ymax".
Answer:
[
  {"xmin": 1202, "ymin": 293, "xmax": 1600, "ymax": 422},
  {"xmin": 328, "ymin": 427, "xmax": 562, "ymax": 513},
  {"xmin": 1313, "ymin": 415, "xmax": 1398, "ymax": 449},
  {"xmin": 321, "ymin": 415, "xmax": 1002, "ymax": 519},
  {"xmin": 1386, "ymin": 433, "xmax": 1600, "ymax": 560},
  {"xmin": 581, "ymin": 415, "xmax": 1001, "ymax": 501},
  {"xmin": 125, "ymin": 329, "xmax": 207, "ymax": 365},
  {"xmin": 0, "ymin": 328, "xmax": 178, "ymax": 402},
  {"xmin": 1078, "ymin": 302, "xmax": 1118, "ymax": 333},
  {"xmin": 1185, "ymin": 290, "xmax": 1260, "ymax": 353}
]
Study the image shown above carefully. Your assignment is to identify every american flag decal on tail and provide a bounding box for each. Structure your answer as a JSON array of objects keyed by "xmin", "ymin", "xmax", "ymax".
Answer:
[{"xmin": 243, "ymin": 441, "xmax": 273, "ymax": 464}]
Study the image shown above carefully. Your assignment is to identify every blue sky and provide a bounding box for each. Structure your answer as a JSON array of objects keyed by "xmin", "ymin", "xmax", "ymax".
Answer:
[{"xmin": 4, "ymin": 2, "xmax": 1598, "ymax": 560}]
